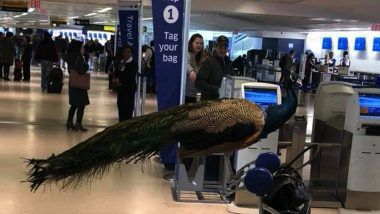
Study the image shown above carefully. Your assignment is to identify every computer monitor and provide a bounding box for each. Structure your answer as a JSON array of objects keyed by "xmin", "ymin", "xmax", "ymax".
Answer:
[
  {"xmin": 243, "ymin": 87, "xmax": 278, "ymax": 110},
  {"xmin": 359, "ymin": 93, "xmax": 380, "ymax": 117}
]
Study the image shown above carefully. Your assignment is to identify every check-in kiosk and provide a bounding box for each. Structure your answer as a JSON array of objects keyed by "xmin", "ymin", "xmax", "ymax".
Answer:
[
  {"xmin": 235, "ymin": 83, "xmax": 282, "ymax": 170},
  {"xmin": 341, "ymin": 88, "xmax": 380, "ymax": 209},
  {"xmin": 310, "ymin": 82, "xmax": 380, "ymax": 209}
]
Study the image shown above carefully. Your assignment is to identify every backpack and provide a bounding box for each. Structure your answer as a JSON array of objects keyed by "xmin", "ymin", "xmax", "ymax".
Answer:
[{"xmin": 263, "ymin": 145, "xmax": 319, "ymax": 214}]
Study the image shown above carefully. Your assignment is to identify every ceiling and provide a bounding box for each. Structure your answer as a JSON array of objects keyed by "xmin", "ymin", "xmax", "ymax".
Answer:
[{"xmin": 0, "ymin": 0, "xmax": 377, "ymax": 32}]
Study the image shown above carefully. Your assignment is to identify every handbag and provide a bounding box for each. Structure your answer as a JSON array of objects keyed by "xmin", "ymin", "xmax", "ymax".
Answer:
[{"xmin": 69, "ymin": 56, "xmax": 90, "ymax": 90}]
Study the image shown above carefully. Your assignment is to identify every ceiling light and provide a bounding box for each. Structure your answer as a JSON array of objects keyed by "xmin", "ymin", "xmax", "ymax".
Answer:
[
  {"xmin": 39, "ymin": 20, "xmax": 49, "ymax": 22},
  {"xmin": 309, "ymin": 18, "xmax": 328, "ymax": 21},
  {"xmin": 69, "ymin": 16, "xmax": 79, "ymax": 19},
  {"xmin": 97, "ymin": 7, "xmax": 112, "ymax": 13},
  {"xmin": 143, "ymin": 18, "xmax": 153, "ymax": 21},
  {"xmin": 13, "ymin": 15, "xmax": 22, "ymax": 18},
  {"xmin": 333, "ymin": 19, "xmax": 343, "ymax": 22},
  {"xmin": 27, "ymin": 20, "xmax": 35, "ymax": 23},
  {"xmin": 21, "ymin": 13, "xmax": 28, "ymax": 16},
  {"xmin": 2, "ymin": 17, "xmax": 12, "ymax": 20},
  {"xmin": 84, "ymin": 13, "xmax": 97, "ymax": 17},
  {"xmin": 93, "ymin": 21, "xmax": 107, "ymax": 24},
  {"xmin": 28, "ymin": 8, "xmax": 35, "ymax": 13}
]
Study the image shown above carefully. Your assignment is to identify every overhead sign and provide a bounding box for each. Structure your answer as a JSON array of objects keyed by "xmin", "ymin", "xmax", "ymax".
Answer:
[
  {"xmin": 372, "ymin": 24, "xmax": 380, "ymax": 31},
  {"xmin": 74, "ymin": 19, "xmax": 90, "ymax": 26},
  {"xmin": 103, "ymin": 25, "xmax": 115, "ymax": 32},
  {"xmin": 28, "ymin": 0, "xmax": 40, "ymax": 9},
  {"xmin": 118, "ymin": 8, "xmax": 139, "ymax": 60},
  {"xmin": 1, "ymin": 0, "xmax": 28, "ymax": 12},
  {"xmin": 152, "ymin": 0, "xmax": 184, "ymax": 164},
  {"xmin": 85, "ymin": 24, "xmax": 115, "ymax": 32},
  {"xmin": 50, "ymin": 16, "xmax": 67, "ymax": 26}
]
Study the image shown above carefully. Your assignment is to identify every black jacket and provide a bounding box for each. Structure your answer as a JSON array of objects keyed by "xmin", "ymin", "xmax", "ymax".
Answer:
[
  {"xmin": 22, "ymin": 43, "xmax": 32, "ymax": 61},
  {"xmin": 114, "ymin": 59, "xmax": 138, "ymax": 92},
  {"xmin": 35, "ymin": 39, "xmax": 58, "ymax": 62},
  {"xmin": 195, "ymin": 53, "xmax": 233, "ymax": 101}
]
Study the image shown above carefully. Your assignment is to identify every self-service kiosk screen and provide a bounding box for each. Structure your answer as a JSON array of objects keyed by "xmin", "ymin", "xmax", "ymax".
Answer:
[
  {"xmin": 359, "ymin": 93, "xmax": 380, "ymax": 117},
  {"xmin": 244, "ymin": 88, "xmax": 278, "ymax": 110}
]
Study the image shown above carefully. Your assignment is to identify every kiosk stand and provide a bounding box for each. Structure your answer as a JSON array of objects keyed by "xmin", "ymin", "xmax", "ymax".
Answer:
[{"xmin": 310, "ymin": 82, "xmax": 380, "ymax": 209}]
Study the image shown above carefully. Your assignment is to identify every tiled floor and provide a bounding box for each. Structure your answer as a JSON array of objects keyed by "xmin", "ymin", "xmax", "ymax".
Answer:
[{"xmin": 0, "ymin": 67, "xmax": 356, "ymax": 214}]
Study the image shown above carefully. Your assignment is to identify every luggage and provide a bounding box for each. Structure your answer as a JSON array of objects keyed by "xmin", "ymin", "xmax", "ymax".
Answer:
[
  {"xmin": 47, "ymin": 66, "xmax": 64, "ymax": 94},
  {"xmin": 14, "ymin": 59, "xmax": 23, "ymax": 81}
]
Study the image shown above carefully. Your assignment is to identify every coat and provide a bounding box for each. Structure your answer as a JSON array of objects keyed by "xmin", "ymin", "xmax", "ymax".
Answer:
[
  {"xmin": 185, "ymin": 52, "xmax": 201, "ymax": 98},
  {"xmin": 68, "ymin": 54, "xmax": 90, "ymax": 106},
  {"xmin": 0, "ymin": 37, "xmax": 16, "ymax": 65},
  {"xmin": 195, "ymin": 53, "xmax": 233, "ymax": 101},
  {"xmin": 35, "ymin": 39, "xmax": 58, "ymax": 62}
]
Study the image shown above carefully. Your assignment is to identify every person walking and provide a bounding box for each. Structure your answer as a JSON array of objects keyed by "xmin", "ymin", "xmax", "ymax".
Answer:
[
  {"xmin": 66, "ymin": 40, "xmax": 90, "ymax": 132},
  {"xmin": 185, "ymin": 33, "xmax": 204, "ymax": 103},
  {"xmin": 1, "ymin": 32, "xmax": 16, "ymax": 81},
  {"xmin": 113, "ymin": 45, "xmax": 138, "ymax": 122},
  {"xmin": 22, "ymin": 35, "xmax": 32, "ymax": 82},
  {"xmin": 34, "ymin": 32, "xmax": 58, "ymax": 92},
  {"xmin": 279, "ymin": 50, "xmax": 295, "ymax": 84}
]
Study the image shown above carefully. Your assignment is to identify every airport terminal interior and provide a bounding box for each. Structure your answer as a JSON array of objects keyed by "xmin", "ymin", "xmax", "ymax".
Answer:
[{"xmin": 0, "ymin": 0, "xmax": 380, "ymax": 214}]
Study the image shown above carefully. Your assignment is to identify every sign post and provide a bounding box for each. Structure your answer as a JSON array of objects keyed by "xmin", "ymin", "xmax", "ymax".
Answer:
[
  {"xmin": 118, "ymin": 1, "xmax": 143, "ymax": 116},
  {"xmin": 152, "ymin": 0, "xmax": 190, "ymax": 165}
]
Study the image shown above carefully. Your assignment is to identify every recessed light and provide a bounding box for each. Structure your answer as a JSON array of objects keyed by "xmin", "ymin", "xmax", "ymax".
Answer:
[
  {"xmin": 97, "ymin": 7, "xmax": 112, "ymax": 13},
  {"xmin": 93, "ymin": 21, "xmax": 107, "ymax": 24},
  {"xmin": 84, "ymin": 13, "xmax": 97, "ymax": 17}
]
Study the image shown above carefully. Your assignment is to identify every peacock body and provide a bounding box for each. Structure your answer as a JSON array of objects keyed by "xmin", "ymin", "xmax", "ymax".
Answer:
[{"xmin": 26, "ymin": 80, "xmax": 299, "ymax": 192}]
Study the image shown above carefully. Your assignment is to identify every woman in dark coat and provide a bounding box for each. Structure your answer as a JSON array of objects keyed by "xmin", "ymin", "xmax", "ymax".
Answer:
[
  {"xmin": 114, "ymin": 45, "xmax": 138, "ymax": 122},
  {"xmin": 1, "ymin": 32, "xmax": 16, "ymax": 81},
  {"xmin": 66, "ymin": 40, "xmax": 90, "ymax": 131}
]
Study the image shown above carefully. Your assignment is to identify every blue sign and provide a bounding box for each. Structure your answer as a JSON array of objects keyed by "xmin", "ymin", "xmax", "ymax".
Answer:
[
  {"xmin": 338, "ymin": 37, "xmax": 348, "ymax": 50},
  {"xmin": 355, "ymin": 37, "xmax": 366, "ymax": 51},
  {"xmin": 118, "ymin": 9, "xmax": 139, "ymax": 61},
  {"xmin": 152, "ymin": 0, "xmax": 184, "ymax": 164},
  {"xmin": 374, "ymin": 38, "xmax": 380, "ymax": 51},
  {"xmin": 322, "ymin": 37, "xmax": 332, "ymax": 49}
]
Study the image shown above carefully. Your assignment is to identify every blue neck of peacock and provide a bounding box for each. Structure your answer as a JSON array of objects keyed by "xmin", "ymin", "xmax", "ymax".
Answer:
[{"xmin": 259, "ymin": 85, "xmax": 298, "ymax": 139}]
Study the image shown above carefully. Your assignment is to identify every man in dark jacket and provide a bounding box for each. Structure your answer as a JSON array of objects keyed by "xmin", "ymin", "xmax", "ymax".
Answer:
[
  {"xmin": 35, "ymin": 32, "xmax": 58, "ymax": 92},
  {"xmin": 194, "ymin": 35, "xmax": 234, "ymax": 182},
  {"xmin": 195, "ymin": 35, "xmax": 233, "ymax": 101},
  {"xmin": 279, "ymin": 50, "xmax": 295, "ymax": 84}
]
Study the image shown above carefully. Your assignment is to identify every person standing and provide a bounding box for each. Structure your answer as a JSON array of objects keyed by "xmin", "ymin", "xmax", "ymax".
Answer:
[
  {"xmin": 34, "ymin": 32, "xmax": 58, "ymax": 92},
  {"xmin": 104, "ymin": 36, "xmax": 115, "ymax": 73},
  {"xmin": 22, "ymin": 35, "xmax": 32, "ymax": 82},
  {"xmin": 1, "ymin": 32, "xmax": 16, "ymax": 81},
  {"xmin": 144, "ymin": 40, "xmax": 156, "ymax": 94},
  {"xmin": 303, "ymin": 53, "xmax": 316, "ymax": 86},
  {"xmin": 66, "ymin": 40, "xmax": 90, "ymax": 132},
  {"xmin": 195, "ymin": 35, "xmax": 233, "ymax": 101},
  {"xmin": 279, "ymin": 50, "xmax": 295, "ymax": 84},
  {"xmin": 341, "ymin": 51, "xmax": 350, "ymax": 67},
  {"xmin": 195, "ymin": 35, "xmax": 234, "ymax": 182},
  {"xmin": 0, "ymin": 32, "xmax": 4, "ymax": 79},
  {"xmin": 114, "ymin": 45, "xmax": 138, "ymax": 122},
  {"xmin": 185, "ymin": 34, "xmax": 204, "ymax": 103}
]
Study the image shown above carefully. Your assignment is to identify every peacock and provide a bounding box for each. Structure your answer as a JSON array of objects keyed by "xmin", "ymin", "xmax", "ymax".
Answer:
[{"xmin": 25, "ymin": 76, "xmax": 300, "ymax": 192}]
